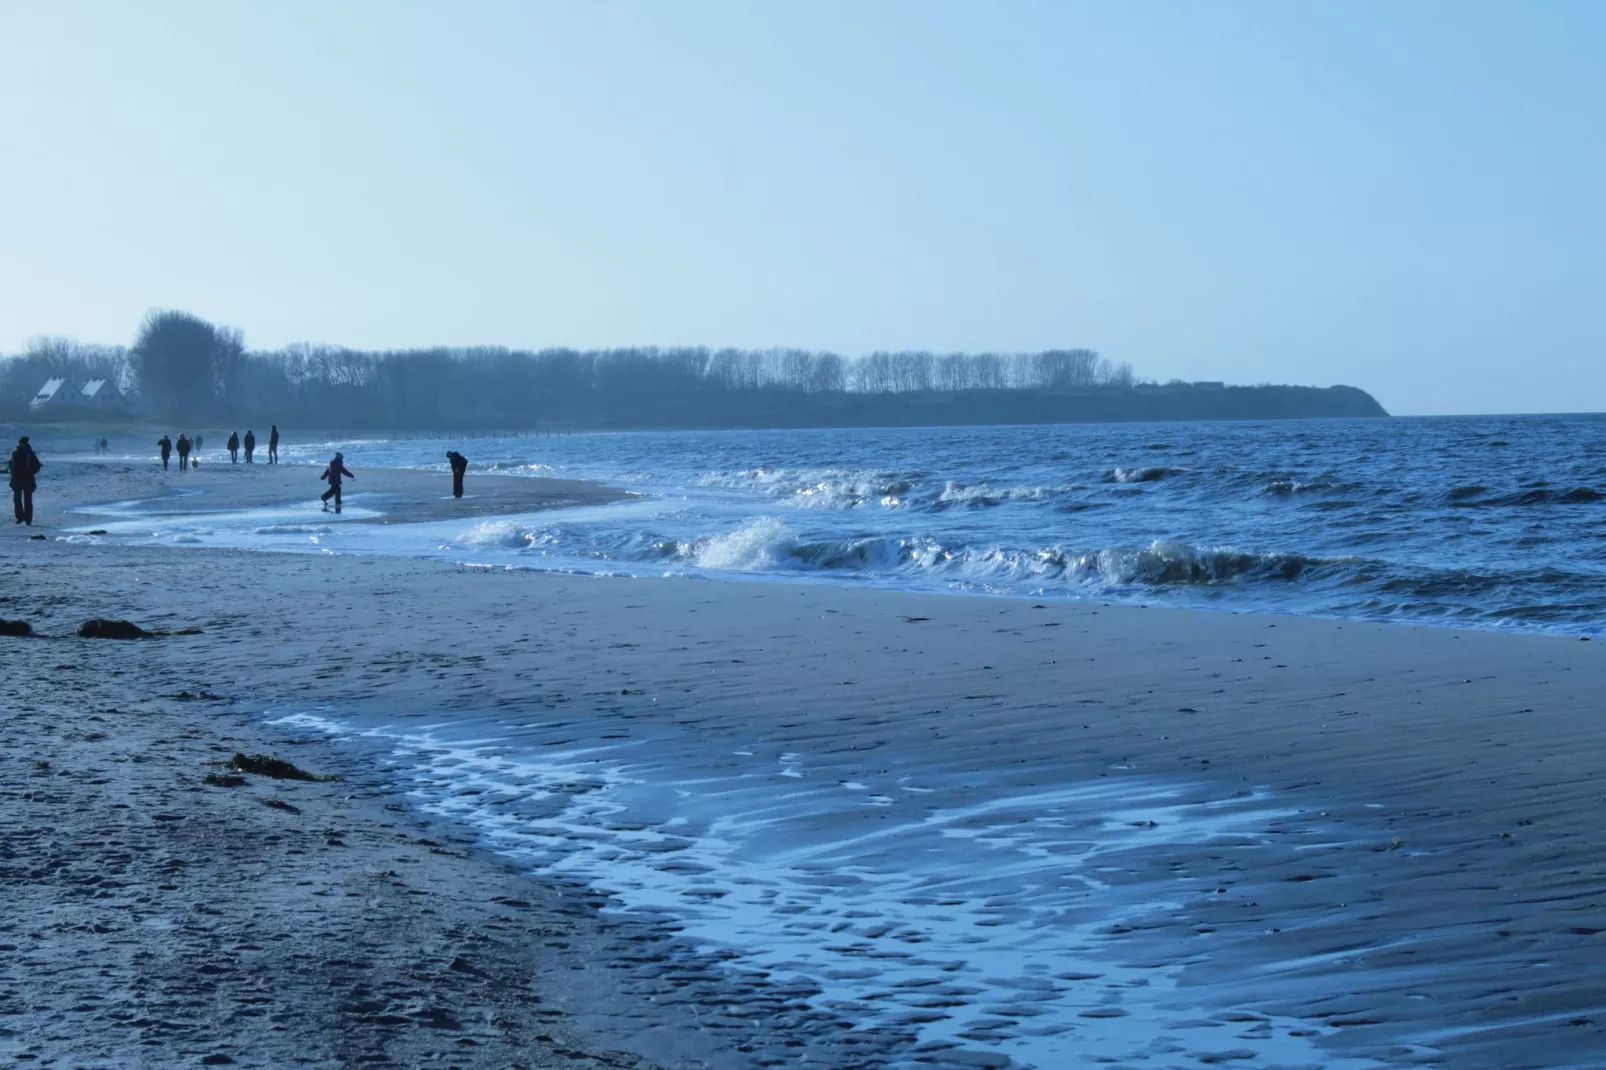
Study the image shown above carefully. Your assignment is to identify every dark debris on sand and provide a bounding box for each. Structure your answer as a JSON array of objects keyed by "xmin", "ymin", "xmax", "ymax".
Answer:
[{"xmin": 224, "ymin": 752, "xmax": 340, "ymax": 782}]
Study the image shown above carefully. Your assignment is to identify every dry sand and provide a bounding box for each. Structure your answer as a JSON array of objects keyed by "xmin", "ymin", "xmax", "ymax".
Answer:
[{"xmin": 2, "ymin": 461, "xmax": 1604, "ymax": 1068}]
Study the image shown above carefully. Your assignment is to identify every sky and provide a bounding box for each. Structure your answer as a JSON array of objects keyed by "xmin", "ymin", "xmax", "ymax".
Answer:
[{"xmin": 2, "ymin": 1, "xmax": 1602, "ymax": 415}]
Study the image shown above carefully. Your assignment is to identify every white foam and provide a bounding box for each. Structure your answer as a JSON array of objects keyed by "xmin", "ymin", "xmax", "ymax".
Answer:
[
  {"xmin": 458, "ymin": 519, "xmax": 536, "ymax": 548},
  {"xmin": 688, "ymin": 516, "xmax": 796, "ymax": 571}
]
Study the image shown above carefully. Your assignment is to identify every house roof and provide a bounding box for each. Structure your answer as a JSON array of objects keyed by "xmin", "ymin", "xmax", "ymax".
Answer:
[
  {"xmin": 30, "ymin": 378, "xmax": 66, "ymax": 405},
  {"xmin": 81, "ymin": 378, "xmax": 108, "ymax": 399}
]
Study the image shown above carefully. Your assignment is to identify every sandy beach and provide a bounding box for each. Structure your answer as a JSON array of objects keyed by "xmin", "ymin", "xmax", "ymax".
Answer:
[{"xmin": 3, "ymin": 461, "xmax": 1605, "ymax": 1068}]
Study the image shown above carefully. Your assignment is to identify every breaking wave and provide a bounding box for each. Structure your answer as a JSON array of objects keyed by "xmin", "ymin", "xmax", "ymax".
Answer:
[
  {"xmin": 459, "ymin": 519, "xmax": 537, "ymax": 548},
  {"xmin": 528, "ymin": 517, "xmax": 1367, "ymax": 595},
  {"xmin": 697, "ymin": 467, "xmax": 920, "ymax": 509}
]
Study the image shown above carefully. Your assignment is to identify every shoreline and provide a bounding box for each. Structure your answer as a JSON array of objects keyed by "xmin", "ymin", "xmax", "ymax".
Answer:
[{"xmin": 3, "ymin": 533, "xmax": 1604, "ymax": 1067}]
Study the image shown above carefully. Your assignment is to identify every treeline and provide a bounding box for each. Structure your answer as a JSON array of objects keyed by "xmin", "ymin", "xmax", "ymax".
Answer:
[
  {"xmin": 232, "ymin": 343, "xmax": 1137, "ymax": 429},
  {"xmin": 1, "ymin": 310, "xmax": 1387, "ymax": 429}
]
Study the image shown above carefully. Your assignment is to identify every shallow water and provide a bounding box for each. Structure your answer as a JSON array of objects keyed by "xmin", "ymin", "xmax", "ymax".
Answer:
[
  {"xmin": 276, "ymin": 706, "xmax": 1388, "ymax": 1069},
  {"xmin": 102, "ymin": 415, "xmax": 1606, "ymax": 635}
]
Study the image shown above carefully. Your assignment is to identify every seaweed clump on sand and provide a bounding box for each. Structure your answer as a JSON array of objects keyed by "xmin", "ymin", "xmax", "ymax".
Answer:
[
  {"xmin": 0, "ymin": 620, "xmax": 32, "ymax": 637},
  {"xmin": 223, "ymin": 752, "xmax": 340, "ymax": 782}
]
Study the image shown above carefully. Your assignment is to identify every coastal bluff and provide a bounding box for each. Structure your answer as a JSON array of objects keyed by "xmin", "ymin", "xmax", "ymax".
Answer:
[{"xmin": 568, "ymin": 381, "xmax": 1389, "ymax": 432}]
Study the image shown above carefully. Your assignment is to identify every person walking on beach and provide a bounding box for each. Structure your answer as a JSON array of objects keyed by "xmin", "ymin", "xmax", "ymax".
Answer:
[
  {"xmin": 176, "ymin": 433, "xmax": 192, "ymax": 471},
  {"xmin": 446, "ymin": 450, "xmax": 468, "ymax": 498},
  {"xmin": 320, "ymin": 452, "xmax": 354, "ymax": 512},
  {"xmin": 158, "ymin": 435, "xmax": 171, "ymax": 470},
  {"xmin": 9, "ymin": 436, "xmax": 41, "ymax": 526},
  {"xmin": 243, "ymin": 430, "xmax": 256, "ymax": 464},
  {"xmin": 268, "ymin": 425, "xmax": 280, "ymax": 464},
  {"xmin": 227, "ymin": 431, "xmax": 240, "ymax": 464}
]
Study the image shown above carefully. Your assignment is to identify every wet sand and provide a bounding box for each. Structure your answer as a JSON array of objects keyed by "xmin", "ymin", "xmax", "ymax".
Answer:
[{"xmin": 3, "ymin": 465, "xmax": 1605, "ymax": 1068}]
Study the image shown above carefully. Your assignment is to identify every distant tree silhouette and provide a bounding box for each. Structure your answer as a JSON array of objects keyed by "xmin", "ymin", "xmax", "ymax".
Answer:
[
  {"xmin": 129, "ymin": 310, "xmax": 244, "ymax": 420},
  {"xmin": 1, "ymin": 309, "xmax": 1387, "ymax": 428}
]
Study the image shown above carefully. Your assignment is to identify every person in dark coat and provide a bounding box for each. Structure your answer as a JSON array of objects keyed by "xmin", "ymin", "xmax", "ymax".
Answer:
[
  {"xmin": 227, "ymin": 431, "xmax": 240, "ymax": 464},
  {"xmin": 446, "ymin": 451, "xmax": 468, "ymax": 498},
  {"xmin": 9, "ymin": 437, "xmax": 41, "ymax": 525},
  {"xmin": 158, "ymin": 435, "xmax": 171, "ymax": 470},
  {"xmin": 268, "ymin": 425, "xmax": 280, "ymax": 464},
  {"xmin": 176, "ymin": 434, "xmax": 191, "ymax": 471},
  {"xmin": 320, "ymin": 452, "xmax": 354, "ymax": 512},
  {"xmin": 243, "ymin": 430, "xmax": 256, "ymax": 463}
]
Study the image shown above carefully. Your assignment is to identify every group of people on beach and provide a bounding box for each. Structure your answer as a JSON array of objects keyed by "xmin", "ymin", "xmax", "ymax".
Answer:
[
  {"xmin": 225, "ymin": 427, "xmax": 279, "ymax": 464},
  {"xmin": 157, "ymin": 425, "xmax": 279, "ymax": 470},
  {"xmin": 5, "ymin": 433, "xmax": 472, "ymax": 529}
]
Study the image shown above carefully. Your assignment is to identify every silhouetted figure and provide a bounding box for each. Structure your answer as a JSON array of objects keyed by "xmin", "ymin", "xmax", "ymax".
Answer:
[
  {"xmin": 9, "ymin": 437, "xmax": 41, "ymax": 526},
  {"xmin": 268, "ymin": 425, "xmax": 279, "ymax": 464},
  {"xmin": 243, "ymin": 430, "xmax": 256, "ymax": 463},
  {"xmin": 158, "ymin": 435, "xmax": 171, "ymax": 470},
  {"xmin": 446, "ymin": 450, "xmax": 468, "ymax": 498},
  {"xmin": 320, "ymin": 452, "xmax": 354, "ymax": 513},
  {"xmin": 176, "ymin": 434, "xmax": 191, "ymax": 472},
  {"xmin": 227, "ymin": 431, "xmax": 240, "ymax": 464}
]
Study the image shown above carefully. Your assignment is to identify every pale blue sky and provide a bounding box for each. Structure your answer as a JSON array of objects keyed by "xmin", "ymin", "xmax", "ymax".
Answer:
[{"xmin": 3, "ymin": 1, "xmax": 1602, "ymax": 415}]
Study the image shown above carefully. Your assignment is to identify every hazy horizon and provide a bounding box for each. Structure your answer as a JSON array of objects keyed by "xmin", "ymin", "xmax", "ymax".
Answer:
[{"xmin": 4, "ymin": 1, "xmax": 1602, "ymax": 417}]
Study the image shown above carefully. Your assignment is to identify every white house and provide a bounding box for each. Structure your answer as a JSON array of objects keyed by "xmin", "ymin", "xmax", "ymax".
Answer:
[
  {"xmin": 79, "ymin": 379, "xmax": 121, "ymax": 406},
  {"xmin": 29, "ymin": 378, "xmax": 67, "ymax": 409}
]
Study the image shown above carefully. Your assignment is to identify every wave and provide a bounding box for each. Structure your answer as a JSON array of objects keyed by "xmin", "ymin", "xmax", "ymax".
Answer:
[
  {"xmin": 1258, "ymin": 478, "xmax": 1341, "ymax": 496},
  {"xmin": 692, "ymin": 467, "xmax": 1076, "ymax": 513},
  {"xmin": 681, "ymin": 516, "xmax": 798, "ymax": 571},
  {"xmin": 458, "ymin": 519, "xmax": 537, "ymax": 548},
  {"xmin": 697, "ymin": 467, "xmax": 920, "ymax": 509},
  {"xmin": 1449, "ymin": 486, "xmax": 1603, "ymax": 507},
  {"xmin": 470, "ymin": 461, "xmax": 559, "ymax": 476},
  {"xmin": 931, "ymin": 481, "xmax": 1057, "ymax": 509},
  {"xmin": 585, "ymin": 518, "xmax": 1364, "ymax": 595},
  {"xmin": 1107, "ymin": 466, "xmax": 1188, "ymax": 483}
]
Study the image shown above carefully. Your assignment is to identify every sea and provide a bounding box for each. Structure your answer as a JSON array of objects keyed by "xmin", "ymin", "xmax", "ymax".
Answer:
[{"xmin": 103, "ymin": 412, "xmax": 1606, "ymax": 637}]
